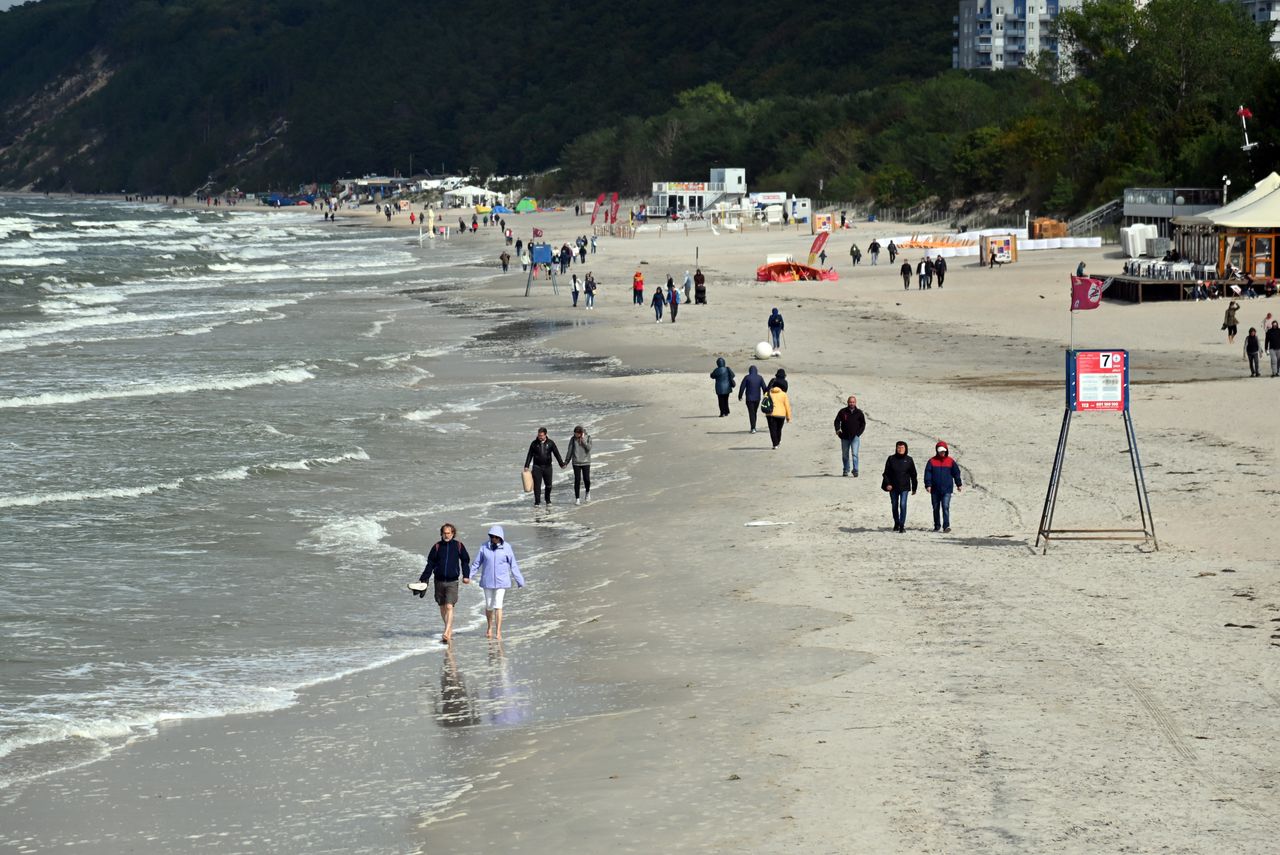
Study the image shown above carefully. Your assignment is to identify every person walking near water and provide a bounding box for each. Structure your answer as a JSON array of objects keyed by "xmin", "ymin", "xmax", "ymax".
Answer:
[
  {"xmin": 523, "ymin": 427, "xmax": 565, "ymax": 506},
  {"xmin": 1224, "ymin": 300, "xmax": 1240, "ymax": 344},
  {"xmin": 762, "ymin": 378, "xmax": 792, "ymax": 450},
  {"xmin": 499, "ymin": 251, "xmax": 511, "ymax": 273},
  {"xmin": 881, "ymin": 441, "xmax": 917, "ymax": 532},
  {"xmin": 710, "ymin": 357, "xmax": 736, "ymax": 417},
  {"xmin": 651, "ymin": 285, "xmax": 667, "ymax": 322},
  {"xmin": 923, "ymin": 441, "xmax": 962, "ymax": 532},
  {"xmin": 416, "ymin": 523, "xmax": 471, "ymax": 643},
  {"xmin": 561, "ymin": 425, "xmax": 592, "ymax": 504},
  {"xmin": 833, "ymin": 395, "xmax": 866, "ymax": 477},
  {"xmin": 1245, "ymin": 327, "xmax": 1262, "ymax": 377},
  {"xmin": 767, "ymin": 308, "xmax": 784, "ymax": 349},
  {"xmin": 470, "ymin": 526, "xmax": 524, "ymax": 640},
  {"xmin": 738, "ymin": 364, "xmax": 766, "ymax": 433},
  {"xmin": 900, "ymin": 259, "xmax": 912, "ymax": 290}
]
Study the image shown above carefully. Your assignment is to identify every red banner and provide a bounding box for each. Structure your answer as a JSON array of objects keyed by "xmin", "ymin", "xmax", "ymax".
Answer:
[
  {"xmin": 532, "ymin": 227, "xmax": 544, "ymax": 238},
  {"xmin": 808, "ymin": 231, "xmax": 830, "ymax": 257},
  {"xmin": 590, "ymin": 192, "xmax": 605, "ymax": 225},
  {"xmin": 608, "ymin": 192, "xmax": 620, "ymax": 225},
  {"xmin": 1070, "ymin": 275, "xmax": 1105, "ymax": 311}
]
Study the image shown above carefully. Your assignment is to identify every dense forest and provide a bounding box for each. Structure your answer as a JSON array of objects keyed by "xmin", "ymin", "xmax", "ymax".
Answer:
[{"xmin": 0, "ymin": 0, "xmax": 1276, "ymax": 213}]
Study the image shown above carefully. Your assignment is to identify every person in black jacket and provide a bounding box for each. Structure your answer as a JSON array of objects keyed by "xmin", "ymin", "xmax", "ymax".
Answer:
[
  {"xmin": 738, "ymin": 365, "xmax": 767, "ymax": 433},
  {"xmin": 833, "ymin": 395, "xmax": 867, "ymax": 477},
  {"xmin": 1265, "ymin": 321, "xmax": 1280, "ymax": 376},
  {"xmin": 417, "ymin": 523, "xmax": 471, "ymax": 643},
  {"xmin": 881, "ymin": 440, "xmax": 918, "ymax": 532},
  {"xmin": 524, "ymin": 427, "xmax": 565, "ymax": 505}
]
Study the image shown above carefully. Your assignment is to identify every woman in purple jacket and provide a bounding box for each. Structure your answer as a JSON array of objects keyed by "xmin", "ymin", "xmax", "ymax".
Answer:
[{"xmin": 470, "ymin": 526, "xmax": 525, "ymax": 640}]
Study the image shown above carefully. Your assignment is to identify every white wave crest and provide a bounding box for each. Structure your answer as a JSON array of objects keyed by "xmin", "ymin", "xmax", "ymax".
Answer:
[{"xmin": 0, "ymin": 366, "xmax": 314, "ymax": 409}]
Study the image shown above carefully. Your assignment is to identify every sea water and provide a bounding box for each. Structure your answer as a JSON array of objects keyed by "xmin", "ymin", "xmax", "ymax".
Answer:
[{"xmin": 0, "ymin": 196, "xmax": 632, "ymax": 846}]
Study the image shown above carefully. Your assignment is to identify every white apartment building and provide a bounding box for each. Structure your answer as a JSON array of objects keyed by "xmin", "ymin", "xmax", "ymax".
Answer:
[
  {"xmin": 1238, "ymin": 0, "xmax": 1280, "ymax": 55},
  {"xmin": 953, "ymin": 0, "xmax": 1083, "ymax": 70}
]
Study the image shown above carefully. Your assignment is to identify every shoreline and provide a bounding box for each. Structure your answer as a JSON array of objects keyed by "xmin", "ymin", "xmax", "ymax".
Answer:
[{"xmin": 5, "ymin": 206, "xmax": 1279, "ymax": 852}]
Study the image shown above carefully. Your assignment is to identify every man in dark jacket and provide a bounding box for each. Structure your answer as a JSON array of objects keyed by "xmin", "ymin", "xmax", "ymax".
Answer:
[
  {"xmin": 710, "ymin": 357, "xmax": 736, "ymax": 417},
  {"xmin": 738, "ymin": 365, "xmax": 767, "ymax": 433},
  {"xmin": 900, "ymin": 259, "xmax": 912, "ymax": 290},
  {"xmin": 833, "ymin": 395, "xmax": 867, "ymax": 477},
  {"xmin": 416, "ymin": 523, "xmax": 471, "ymax": 642},
  {"xmin": 523, "ymin": 427, "xmax": 565, "ymax": 505},
  {"xmin": 924, "ymin": 441, "xmax": 963, "ymax": 532},
  {"xmin": 1266, "ymin": 320, "xmax": 1280, "ymax": 376},
  {"xmin": 881, "ymin": 440, "xmax": 918, "ymax": 532}
]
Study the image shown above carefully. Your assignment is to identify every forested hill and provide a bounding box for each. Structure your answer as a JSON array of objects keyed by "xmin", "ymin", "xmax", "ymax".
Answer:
[{"xmin": 0, "ymin": 0, "xmax": 953, "ymax": 193}]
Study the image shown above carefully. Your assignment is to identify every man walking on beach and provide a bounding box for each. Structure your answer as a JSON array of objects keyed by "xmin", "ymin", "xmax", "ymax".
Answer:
[
  {"xmin": 1265, "ymin": 321, "xmax": 1280, "ymax": 376},
  {"xmin": 917, "ymin": 257, "xmax": 928, "ymax": 289},
  {"xmin": 888, "ymin": 240, "xmax": 899, "ymax": 264},
  {"xmin": 833, "ymin": 395, "xmax": 866, "ymax": 477},
  {"xmin": 868, "ymin": 239, "xmax": 881, "ymax": 265},
  {"xmin": 934, "ymin": 255, "xmax": 947, "ymax": 288},
  {"xmin": 881, "ymin": 441, "xmax": 917, "ymax": 533},
  {"xmin": 767, "ymin": 308, "xmax": 784, "ymax": 350},
  {"xmin": 523, "ymin": 428, "xmax": 565, "ymax": 506},
  {"xmin": 900, "ymin": 259, "xmax": 912, "ymax": 290},
  {"xmin": 738, "ymin": 365, "xmax": 766, "ymax": 433},
  {"xmin": 924, "ymin": 441, "xmax": 962, "ymax": 532},
  {"xmin": 416, "ymin": 523, "xmax": 471, "ymax": 643},
  {"xmin": 710, "ymin": 357, "xmax": 736, "ymax": 417}
]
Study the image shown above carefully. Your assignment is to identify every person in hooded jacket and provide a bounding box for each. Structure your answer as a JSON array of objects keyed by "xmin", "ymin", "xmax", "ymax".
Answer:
[
  {"xmin": 738, "ymin": 365, "xmax": 766, "ymax": 432},
  {"xmin": 417, "ymin": 523, "xmax": 471, "ymax": 643},
  {"xmin": 651, "ymin": 284, "xmax": 667, "ymax": 322},
  {"xmin": 710, "ymin": 357, "xmax": 736, "ymax": 416},
  {"xmin": 763, "ymin": 378, "xmax": 793, "ymax": 449},
  {"xmin": 881, "ymin": 440, "xmax": 918, "ymax": 532},
  {"xmin": 694, "ymin": 268, "xmax": 707, "ymax": 304},
  {"xmin": 470, "ymin": 525, "xmax": 525, "ymax": 639},
  {"xmin": 923, "ymin": 441, "xmax": 963, "ymax": 532},
  {"xmin": 562, "ymin": 425, "xmax": 593, "ymax": 504},
  {"xmin": 767, "ymin": 308, "xmax": 784, "ymax": 349},
  {"xmin": 683, "ymin": 270, "xmax": 694, "ymax": 303}
]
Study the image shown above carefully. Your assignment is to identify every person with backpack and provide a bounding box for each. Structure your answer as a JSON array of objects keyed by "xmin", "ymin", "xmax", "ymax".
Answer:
[
  {"xmin": 413, "ymin": 522, "xmax": 471, "ymax": 643},
  {"xmin": 881, "ymin": 441, "xmax": 918, "ymax": 533},
  {"xmin": 709, "ymin": 357, "xmax": 736, "ymax": 417},
  {"xmin": 738, "ymin": 364, "xmax": 766, "ymax": 433},
  {"xmin": 767, "ymin": 308, "xmax": 784, "ymax": 349},
  {"xmin": 833, "ymin": 395, "xmax": 867, "ymax": 477},
  {"xmin": 469, "ymin": 526, "xmax": 524, "ymax": 640},
  {"xmin": 561, "ymin": 425, "xmax": 592, "ymax": 504},
  {"xmin": 761, "ymin": 378, "xmax": 793, "ymax": 450},
  {"xmin": 923, "ymin": 441, "xmax": 963, "ymax": 532},
  {"xmin": 887, "ymin": 240, "xmax": 899, "ymax": 263}
]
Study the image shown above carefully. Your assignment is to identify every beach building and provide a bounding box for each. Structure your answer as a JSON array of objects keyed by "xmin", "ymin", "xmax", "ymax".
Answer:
[
  {"xmin": 953, "ymin": 0, "xmax": 1082, "ymax": 70},
  {"xmin": 1239, "ymin": 0, "xmax": 1280, "ymax": 55},
  {"xmin": 442, "ymin": 185, "xmax": 506, "ymax": 208},
  {"xmin": 651, "ymin": 168, "xmax": 747, "ymax": 217},
  {"xmin": 1122, "ymin": 186, "xmax": 1221, "ymax": 242}
]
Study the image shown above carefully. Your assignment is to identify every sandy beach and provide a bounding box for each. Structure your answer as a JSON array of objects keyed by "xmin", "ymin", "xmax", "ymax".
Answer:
[{"xmin": 6, "ymin": 202, "xmax": 1279, "ymax": 853}]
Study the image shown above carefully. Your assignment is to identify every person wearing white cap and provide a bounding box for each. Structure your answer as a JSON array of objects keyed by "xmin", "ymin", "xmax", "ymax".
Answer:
[
  {"xmin": 470, "ymin": 526, "xmax": 525, "ymax": 640},
  {"xmin": 923, "ymin": 441, "xmax": 963, "ymax": 533}
]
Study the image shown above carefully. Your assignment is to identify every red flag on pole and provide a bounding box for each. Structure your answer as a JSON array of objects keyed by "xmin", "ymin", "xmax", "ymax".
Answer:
[
  {"xmin": 608, "ymin": 192, "xmax": 620, "ymax": 225},
  {"xmin": 590, "ymin": 192, "xmax": 606, "ymax": 225},
  {"xmin": 1070, "ymin": 275, "xmax": 1106, "ymax": 311},
  {"xmin": 1238, "ymin": 106, "xmax": 1253, "ymax": 119}
]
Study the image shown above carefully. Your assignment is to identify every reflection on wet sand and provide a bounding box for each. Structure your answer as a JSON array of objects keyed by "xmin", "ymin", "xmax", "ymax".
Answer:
[
  {"xmin": 435, "ymin": 648, "xmax": 480, "ymax": 728},
  {"xmin": 482, "ymin": 642, "xmax": 532, "ymax": 727}
]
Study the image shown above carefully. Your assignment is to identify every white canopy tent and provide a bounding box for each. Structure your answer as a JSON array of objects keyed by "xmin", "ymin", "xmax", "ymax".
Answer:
[
  {"xmin": 1171, "ymin": 172, "xmax": 1280, "ymax": 227},
  {"xmin": 442, "ymin": 185, "xmax": 504, "ymax": 207}
]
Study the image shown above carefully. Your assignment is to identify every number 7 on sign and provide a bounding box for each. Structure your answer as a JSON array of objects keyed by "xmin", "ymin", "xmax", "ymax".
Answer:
[{"xmin": 1100, "ymin": 353, "xmax": 1113, "ymax": 368}]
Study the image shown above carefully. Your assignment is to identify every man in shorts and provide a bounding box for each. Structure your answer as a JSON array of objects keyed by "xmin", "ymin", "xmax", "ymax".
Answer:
[{"xmin": 416, "ymin": 523, "xmax": 471, "ymax": 643}]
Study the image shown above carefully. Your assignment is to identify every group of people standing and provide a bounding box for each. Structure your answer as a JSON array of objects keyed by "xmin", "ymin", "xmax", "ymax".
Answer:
[
  {"xmin": 632, "ymin": 270, "xmax": 708, "ymax": 321},
  {"xmin": 900, "ymin": 255, "xmax": 947, "ymax": 290}
]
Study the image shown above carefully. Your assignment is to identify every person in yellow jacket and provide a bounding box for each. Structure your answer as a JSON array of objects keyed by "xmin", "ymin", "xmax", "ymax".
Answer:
[{"xmin": 762, "ymin": 378, "xmax": 792, "ymax": 449}]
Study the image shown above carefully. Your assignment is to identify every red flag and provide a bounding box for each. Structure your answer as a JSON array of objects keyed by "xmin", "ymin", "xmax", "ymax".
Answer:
[
  {"xmin": 608, "ymin": 192, "xmax": 620, "ymax": 225},
  {"xmin": 1238, "ymin": 106, "xmax": 1253, "ymax": 119},
  {"xmin": 806, "ymin": 231, "xmax": 830, "ymax": 266},
  {"xmin": 532, "ymin": 227, "xmax": 544, "ymax": 238},
  {"xmin": 1070, "ymin": 275, "xmax": 1105, "ymax": 311},
  {"xmin": 590, "ymin": 192, "xmax": 605, "ymax": 225}
]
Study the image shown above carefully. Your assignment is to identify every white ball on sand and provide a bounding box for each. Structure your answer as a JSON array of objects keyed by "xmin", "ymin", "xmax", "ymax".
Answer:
[{"xmin": 755, "ymin": 341, "xmax": 775, "ymax": 359}]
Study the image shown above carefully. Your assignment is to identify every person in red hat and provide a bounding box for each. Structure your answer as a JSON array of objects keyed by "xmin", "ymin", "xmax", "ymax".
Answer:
[{"xmin": 924, "ymin": 441, "xmax": 963, "ymax": 533}]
